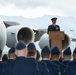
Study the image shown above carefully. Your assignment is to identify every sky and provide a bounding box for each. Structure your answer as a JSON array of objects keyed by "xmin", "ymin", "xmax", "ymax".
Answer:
[
  {"xmin": 1, "ymin": 0, "xmax": 76, "ymax": 53},
  {"xmin": 0, "ymin": 0, "xmax": 76, "ymax": 18}
]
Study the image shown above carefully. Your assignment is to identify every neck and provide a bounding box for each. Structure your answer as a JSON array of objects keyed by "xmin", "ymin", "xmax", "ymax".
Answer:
[
  {"xmin": 51, "ymin": 58, "xmax": 59, "ymax": 61},
  {"xmin": 63, "ymin": 58, "xmax": 71, "ymax": 61},
  {"xmin": 27, "ymin": 56, "xmax": 35, "ymax": 59},
  {"xmin": 42, "ymin": 57, "xmax": 50, "ymax": 60},
  {"xmin": 17, "ymin": 55, "xmax": 26, "ymax": 57}
]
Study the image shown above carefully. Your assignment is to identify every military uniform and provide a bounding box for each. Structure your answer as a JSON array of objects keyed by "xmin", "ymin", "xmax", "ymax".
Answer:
[
  {"xmin": 8, "ymin": 57, "xmax": 39, "ymax": 75},
  {"xmin": 47, "ymin": 17, "xmax": 60, "ymax": 34},
  {"xmin": 3, "ymin": 47, "xmax": 16, "ymax": 75},
  {"xmin": 65, "ymin": 60, "xmax": 76, "ymax": 75},
  {"xmin": 51, "ymin": 46, "xmax": 66, "ymax": 75},
  {"xmin": 41, "ymin": 46, "xmax": 61, "ymax": 75},
  {"xmin": 52, "ymin": 61, "xmax": 66, "ymax": 75},
  {"xmin": 8, "ymin": 41, "xmax": 39, "ymax": 75},
  {"xmin": 27, "ymin": 43, "xmax": 49, "ymax": 75},
  {"xmin": 73, "ymin": 48, "xmax": 76, "ymax": 61},
  {"xmin": 47, "ymin": 17, "xmax": 60, "ymax": 47},
  {"xmin": 0, "ymin": 61, "xmax": 4, "ymax": 75},
  {"xmin": 62, "ymin": 47, "xmax": 72, "ymax": 66},
  {"xmin": 41, "ymin": 60, "xmax": 61, "ymax": 75},
  {"xmin": 62, "ymin": 61, "xmax": 70, "ymax": 66},
  {"xmin": 3, "ymin": 59, "xmax": 15, "ymax": 75},
  {"xmin": 47, "ymin": 25, "xmax": 60, "ymax": 34}
]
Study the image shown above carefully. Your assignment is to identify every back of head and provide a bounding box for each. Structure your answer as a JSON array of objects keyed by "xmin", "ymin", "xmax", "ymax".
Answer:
[
  {"xmin": 27, "ymin": 42, "xmax": 37, "ymax": 58},
  {"xmin": 15, "ymin": 41, "xmax": 27, "ymax": 57},
  {"xmin": 51, "ymin": 46, "xmax": 60, "ymax": 60},
  {"xmin": 63, "ymin": 47, "xmax": 72, "ymax": 56},
  {"xmin": 63, "ymin": 47, "xmax": 72, "ymax": 60},
  {"xmin": 8, "ymin": 47, "xmax": 16, "ymax": 59},
  {"xmin": 2, "ymin": 54, "xmax": 8, "ymax": 63},
  {"xmin": 41, "ymin": 46, "xmax": 51, "ymax": 59}
]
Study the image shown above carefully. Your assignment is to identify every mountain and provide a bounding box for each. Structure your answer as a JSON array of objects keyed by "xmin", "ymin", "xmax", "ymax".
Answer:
[{"xmin": 0, "ymin": 15, "xmax": 76, "ymax": 33}]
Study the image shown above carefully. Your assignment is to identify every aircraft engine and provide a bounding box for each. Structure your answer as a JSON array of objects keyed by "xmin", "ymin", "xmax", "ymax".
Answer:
[
  {"xmin": 0, "ymin": 18, "xmax": 7, "ymax": 50},
  {"xmin": 39, "ymin": 33, "xmax": 71, "ymax": 50},
  {"xmin": 6, "ymin": 25, "xmax": 35, "ymax": 47}
]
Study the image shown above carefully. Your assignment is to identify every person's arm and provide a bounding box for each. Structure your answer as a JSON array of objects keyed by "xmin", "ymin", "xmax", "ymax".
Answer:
[
  {"xmin": 58, "ymin": 26, "xmax": 60, "ymax": 31},
  {"xmin": 47, "ymin": 26, "xmax": 51, "ymax": 34},
  {"xmin": 47, "ymin": 27, "xmax": 49, "ymax": 34}
]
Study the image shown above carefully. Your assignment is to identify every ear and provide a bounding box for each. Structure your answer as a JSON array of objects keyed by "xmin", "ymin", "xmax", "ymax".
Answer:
[{"xmin": 34, "ymin": 51, "xmax": 37, "ymax": 59}]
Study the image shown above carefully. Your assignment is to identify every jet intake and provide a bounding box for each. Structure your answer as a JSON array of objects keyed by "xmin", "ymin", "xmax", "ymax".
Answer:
[
  {"xmin": 17, "ymin": 28, "xmax": 34, "ymax": 44},
  {"xmin": 6, "ymin": 26, "xmax": 34, "ymax": 47}
]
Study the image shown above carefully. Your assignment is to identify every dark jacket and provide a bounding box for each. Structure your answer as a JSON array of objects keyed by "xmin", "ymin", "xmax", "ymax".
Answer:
[
  {"xmin": 38, "ymin": 61, "xmax": 49, "ymax": 75},
  {"xmin": 41, "ymin": 60, "xmax": 61, "ymax": 75},
  {"xmin": 47, "ymin": 25, "xmax": 60, "ymax": 34},
  {"xmin": 65, "ymin": 60, "xmax": 76, "ymax": 75},
  {"xmin": 52, "ymin": 61, "xmax": 66, "ymax": 75},
  {"xmin": 7, "ymin": 57, "xmax": 39, "ymax": 75}
]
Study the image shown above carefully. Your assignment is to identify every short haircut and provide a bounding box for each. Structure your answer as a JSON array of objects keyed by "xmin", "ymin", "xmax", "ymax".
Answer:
[
  {"xmin": 41, "ymin": 52, "xmax": 50, "ymax": 58},
  {"xmin": 27, "ymin": 48, "xmax": 37, "ymax": 56},
  {"xmin": 51, "ymin": 52, "xmax": 60, "ymax": 58}
]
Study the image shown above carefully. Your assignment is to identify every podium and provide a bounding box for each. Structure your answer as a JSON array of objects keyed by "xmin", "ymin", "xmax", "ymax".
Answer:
[{"xmin": 49, "ymin": 31, "xmax": 64, "ymax": 55}]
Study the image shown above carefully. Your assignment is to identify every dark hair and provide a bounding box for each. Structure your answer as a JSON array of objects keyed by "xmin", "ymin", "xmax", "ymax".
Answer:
[
  {"xmin": 36, "ymin": 50, "xmax": 40, "ymax": 60},
  {"xmin": 51, "ymin": 53, "xmax": 60, "ymax": 59},
  {"xmin": 2, "ymin": 54, "xmax": 8, "ymax": 62},
  {"xmin": 0, "ymin": 49, "xmax": 2, "ymax": 54},
  {"xmin": 41, "ymin": 52, "xmax": 50, "ymax": 58},
  {"xmin": 27, "ymin": 49, "xmax": 37, "ymax": 56}
]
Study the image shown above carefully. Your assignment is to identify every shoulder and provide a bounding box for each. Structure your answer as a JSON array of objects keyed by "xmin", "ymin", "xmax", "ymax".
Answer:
[
  {"xmin": 68, "ymin": 60, "xmax": 76, "ymax": 66},
  {"xmin": 50, "ymin": 61, "xmax": 59, "ymax": 69},
  {"xmin": 56, "ymin": 25, "xmax": 60, "ymax": 28},
  {"xmin": 56, "ymin": 25, "xmax": 59, "ymax": 27},
  {"xmin": 48, "ymin": 25, "xmax": 52, "ymax": 27},
  {"xmin": 38, "ymin": 61, "xmax": 47, "ymax": 67}
]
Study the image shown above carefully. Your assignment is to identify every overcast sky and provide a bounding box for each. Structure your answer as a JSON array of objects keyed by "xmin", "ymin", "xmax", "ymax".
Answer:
[{"xmin": 0, "ymin": 0, "xmax": 76, "ymax": 18}]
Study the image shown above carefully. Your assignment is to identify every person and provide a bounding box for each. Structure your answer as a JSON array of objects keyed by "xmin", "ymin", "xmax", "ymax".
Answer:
[
  {"xmin": 8, "ymin": 47, "xmax": 16, "ymax": 59},
  {"xmin": 3, "ymin": 47, "xmax": 16, "ymax": 75},
  {"xmin": 47, "ymin": 17, "xmax": 60, "ymax": 47},
  {"xmin": 47, "ymin": 17, "xmax": 60, "ymax": 34},
  {"xmin": 41, "ymin": 46, "xmax": 61, "ymax": 75},
  {"xmin": 27, "ymin": 43, "xmax": 49, "ymax": 75},
  {"xmin": 73, "ymin": 47, "xmax": 76, "ymax": 61},
  {"xmin": 0, "ymin": 49, "xmax": 2, "ymax": 61},
  {"xmin": 0, "ymin": 49, "xmax": 3, "ymax": 75},
  {"xmin": 51, "ymin": 46, "xmax": 66, "ymax": 75},
  {"xmin": 0, "ymin": 61, "xmax": 3, "ymax": 75},
  {"xmin": 7, "ymin": 41, "xmax": 39, "ymax": 75},
  {"xmin": 36, "ymin": 50, "xmax": 40, "ymax": 61},
  {"xmin": 64, "ymin": 60, "xmax": 76, "ymax": 75},
  {"xmin": 2, "ymin": 54, "xmax": 8, "ymax": 64},
  {"xmin": 62, "ymin": 47, "xmax": 72, "ymax": 66}
]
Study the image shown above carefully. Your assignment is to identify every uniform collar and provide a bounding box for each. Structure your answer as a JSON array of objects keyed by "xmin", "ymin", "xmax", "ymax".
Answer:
[
  {"xmin": 42, "ymin": 58, "xmax": 49, "ymax": 60},
  {"xmin": 52, "ymin": 24, "xmax": 56, "ymax": 26}
]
